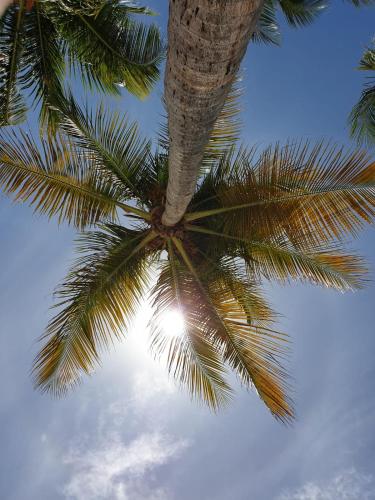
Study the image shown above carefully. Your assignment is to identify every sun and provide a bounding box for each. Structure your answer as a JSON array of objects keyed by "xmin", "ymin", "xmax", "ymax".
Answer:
[{"xmin": 160, "ymin": 310, "xmax": 185, "ymax": 338}]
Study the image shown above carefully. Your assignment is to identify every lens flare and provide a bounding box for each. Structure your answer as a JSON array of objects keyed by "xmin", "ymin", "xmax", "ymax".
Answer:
[{"xmin": 160, "ymin": 310, "xmax": 185, "ymax": 338}]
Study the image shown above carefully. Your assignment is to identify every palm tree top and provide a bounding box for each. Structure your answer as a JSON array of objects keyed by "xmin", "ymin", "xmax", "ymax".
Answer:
[{"xmin": 1, "ymin": 93, "xmax": 375, "ymax": 423}]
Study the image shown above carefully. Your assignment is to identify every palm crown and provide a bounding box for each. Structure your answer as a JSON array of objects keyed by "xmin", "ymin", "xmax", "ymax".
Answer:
[
  {"xmin": 0, "ymin": 91, "xmax": 375, "ymax": 424},
  {"xmin": 0, "ymin": 0, "xmax": 162, "ymax": 129}
]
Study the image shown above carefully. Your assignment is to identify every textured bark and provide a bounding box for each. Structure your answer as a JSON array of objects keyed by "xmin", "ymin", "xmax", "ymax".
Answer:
[{"xmin": 162, "ymin": 0, "xmax": 265, "ymax": 226}]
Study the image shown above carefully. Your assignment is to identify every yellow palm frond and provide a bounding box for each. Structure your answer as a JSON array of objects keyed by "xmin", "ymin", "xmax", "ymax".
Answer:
[
  {"xmin": 171, "ymin": 238, "xmax": 293, "ymax": 423},
  {"xmin": 187, "ymin": 225, "xmax": 367, "ymax": 291},
  {"xmin": 187, "ymin": 141, "xmax": 375, "ymax": 249},
  {"xmin": 0, "ymin": 130, "xmax": 124, "ymax": 229},
  {"xmin": 33, "ymin": 226, "xmax": 156, "ymax": 395},
  {"xmin": 150, "ymin": 244, "xmax": 232, "ymax": 411},
  {"xmin": 243, "ymin": 240, "xmax": 367, "ymax": 291}
]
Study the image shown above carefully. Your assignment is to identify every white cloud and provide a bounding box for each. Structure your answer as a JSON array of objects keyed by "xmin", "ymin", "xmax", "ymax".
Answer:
[
  {"xmin": 63, "ymin": 432, "xmax": 189, "ymax": 500},
  {"xmin": 278, "ymin": 468, "xmax": 375, "ymax": 500}
]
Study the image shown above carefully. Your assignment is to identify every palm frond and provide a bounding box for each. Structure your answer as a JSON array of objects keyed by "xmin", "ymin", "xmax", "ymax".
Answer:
[
  {"xmin": 185, "ymin": 224, "xmax": 366, "ymax": 291},
  {"xmin": 252, "ymin": 0, "xmax": 281, "ymax": 45},
  {"xmin": 347, "ymin": 0, "xmax": 375, "ymax": 6},
  {"xmin": 50, "ymin": 92, "xmax": 153, "ymax": 202},
  {"xmin": 20, "ymin": 3, "xmax": 65, "ymax": 133},
  {"xmin": 350, "ymin": 47, "xmax": 375, "ymax": 146},
  {"xmin": 0, "ymin": 129, "xmax": 123, "ymax": 229},
  {"xmin": 171, "ymin": 238, "xmax": 293, "ymax": 422},
  {"xmin": 278, "ymin": 0, "xmax": 327, "ymax": 27},
  {"xmin": 0, "ymin": 3, "xmax": 27, "ymax": 125},
  {"xmin": 242, "ymin": 239, "xmax": 367, "ymax": 290},
  {"xmin": 187, "ymin": 142, "xmax": 375, "ymax": 248},
  {"xmin": 33, "ymin": 226, "xmax": 156, "ymax": 395},
  {"xmin": 46, "ymin": 0, "xmax": 163, "ymax": 97},
  {"xmin": 200, "ymin": 80, "xmax": 243, "ymax": 173},
  {"xmin": 150, "ymin": 246, "xmax": 232, "ymax": 411}
]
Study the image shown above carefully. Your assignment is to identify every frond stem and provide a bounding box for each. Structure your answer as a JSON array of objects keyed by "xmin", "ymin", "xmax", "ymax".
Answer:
[
  {"xmin": 4, "ymin": 0, "xmax": 25, "ymax": 122},
  {"xmin": 77, "ymin": 13, "xmax": 160, "ymax": 67},
  {"xmin": 185, "ymin": 182, "xmax": 375, "ymax": 221}
]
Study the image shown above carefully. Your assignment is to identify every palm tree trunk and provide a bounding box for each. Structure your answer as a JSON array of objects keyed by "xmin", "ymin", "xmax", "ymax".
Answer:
[{"xmin": 162, "ymin": 0, "xmax": 265, "ymax": 226}]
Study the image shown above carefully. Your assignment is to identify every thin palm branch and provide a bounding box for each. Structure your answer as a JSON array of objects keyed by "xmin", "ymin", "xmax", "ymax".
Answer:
[
  {"xmin": 186, "ymin": 225, "xmax": 367, "ymax": 291},
  {"xmin": 33, "ymin": 226, "xmax": 156, "ymax": 395},
  {"xmin": 0, "ymin": 2, "xmax": 27, "ymax": 125},
  {"xmin": 171, "ymin": 237, "xmax": 293, "ymax": 423},
  {"xmin": 0, "ymin": 129, "xmax": 149, "ymax": 227},
  {"xmin": 20, "ymin": 3, "xmax": 65, "ymax": 133},
  {"xmin": 150, "ymin": 243, "xmax": 232, "ymax": 410},
  {"xmin": 350, "ymin": 46, "xmax": 375, "ymax": 146},
  {"xmin": 47, "ymin": 0, "xmax": 163, "ymax": 97},
  {"xmin": 186, "ymin": 142, "xmax": 375, "ymax": 247},
  {"xmin": 51, "ymin": 92, "xmax": 153, "ymax": 202}
]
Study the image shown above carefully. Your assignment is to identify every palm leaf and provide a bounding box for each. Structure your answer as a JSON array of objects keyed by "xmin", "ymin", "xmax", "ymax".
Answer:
[
  {"xmin": 252, "ymin": 0, "xmax": 281, "ymax": 45},
  {"xmin": 171, "ymin": 238, "xmax": 293, "ymax": 422},
  {"xmin": 46, "ymin": 0, "xmax": 162, "ymax": 97},
  {"xmin": 51, "ymin": 92, "xmax": 153, "ymax": 203},
  {"xmin": 186, "ymin": 223, "xmax": 366, "ymax": 291},
  {"xmin": 348, "ymin": 0, "xmax": 375, "ymax": 6},
  {"xmin": 33, "ymin": 226, "xmax": 156, "ymax": 395},
  {"xmin": 241, "ymin": 239, "xmax": 367, "ymax": 290},
  {"xmin": 0, "ymin": 129, "xmax": 124, "ymax": 229},
  {"xmin": 0, "ymin": 2, "xmax": 27, "ymax": 125},
  {"xmin": 150, "ymin": 245, "xmax": 232, "ymax": 411},
  {"xmin": 187, "ymin": 142, "xmax": 375, "ymax": 248},
  {"xmin": 278, "ymin": 0, "xmax": 327, "ymax": 27},
  {"xmin": 20, "ymin": 2, "xmax": 65, "ymax": 133},
  {"xmin": 350, "ymin": 47, "xmax": 375, "ymax": 146},
  {"xmin": 200, "ymin": 80, "xmax": 243, "ymax": 173}
]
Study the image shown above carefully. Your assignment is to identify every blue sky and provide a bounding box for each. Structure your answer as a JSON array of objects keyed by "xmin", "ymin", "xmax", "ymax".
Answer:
[{"xmin": 0, "ymin": 2, "xmax": 375, "ymax": 500}]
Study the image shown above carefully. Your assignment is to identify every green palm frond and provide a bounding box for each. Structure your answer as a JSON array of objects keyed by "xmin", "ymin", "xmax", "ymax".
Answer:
[
  {"xmin": 0, "ymin": 0, "xmax": 162, "ymax": 131},
  {"xmin": 0, "ymin": 2, "xmax": 27, "ymax": 125},
  {"xmin": 46, "ymin": 0, "xmax": 163, "ymax": 97},
  {"xmin": 350, "ymin": 47, "xmax": 375, "ymax": 146},
  {"xmin": 0, "ymin": 129, "xmax": 124, "ymax": 228},
  {"xmin": 252, "ymin": 0, "xmax": 281, "ymax": 45},
  {"xmin": 187, "ymin": 142, "xmax": 375, "ymax": 248},
  {"xmin": 278, "ymin": 0, "xmax": 327, "ymax": 27},
  {"xmin": 200, "ymin": 81, "xmax": 243, "ymax": 173},
  {"xmin": 51, "ymin": 92, "xmax": 153, "ymax": 202},
  {"xmin": 253, "ymin": 0, "xmax": 327, "ymax": 45},
  {"xmin": 171, "ymin": 237, "xmax": 293, "ymax": 422},
  {"xmin": 20, "ymin": 3, "xmax": 65, "ymax": 133},
  {"xmin": 348, "ymin": 0, "xmax": 375, "ymax": 6},
  {"xmin": 33, "ymin": 226, "xmax": 156, "ymax": 395},
  {"xmin": 150, "ymin": 246, "xmax": 232, "ymax": 411}
]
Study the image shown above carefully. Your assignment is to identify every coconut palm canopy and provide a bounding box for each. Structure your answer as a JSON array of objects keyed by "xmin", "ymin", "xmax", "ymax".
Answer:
[
  {"xmin": 0, "ymin": 92, "xmax": 374, "ymax": 424},
  {"xmin": 350, "ymin": 44, "xmax": 375, "ymax": 146},
  {"xmin": 0, "ymin": 0, "xmax": 162, "ymax": 130}
]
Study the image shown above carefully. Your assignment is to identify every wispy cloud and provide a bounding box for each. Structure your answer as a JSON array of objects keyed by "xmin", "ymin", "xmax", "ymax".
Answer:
[
  {"xmin": 62, "ymin": 343, "xmax": 188, "ymax": 500},
  {"xmin": 277, "ymin": 468, "xmax": 375, "ymax": 500},
  {"xmin": 63, "ymin": 432, "xmax": 189, "ymax": 500}
]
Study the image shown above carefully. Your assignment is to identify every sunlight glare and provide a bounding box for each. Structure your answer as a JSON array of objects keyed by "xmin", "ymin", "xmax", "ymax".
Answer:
[{"xmin": 160, "ymin": 310, "xmax": 185, "ymax": 338}]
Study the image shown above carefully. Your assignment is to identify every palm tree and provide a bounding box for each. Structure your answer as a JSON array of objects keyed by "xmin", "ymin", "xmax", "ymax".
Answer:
[
  {"xmin": 162, "ymin": 0, "xmax": 374, "ymax": 226},
  {"xmin": 1, "ymin": 94, "xmax": 374, "ymax": 422},
  {"xmin": 350, "ymin": 44, "xmax": 375, "ymax": 145},
  {"xmin": 0, "ymin": 0, "xmax": 162, "ymax": 129}
]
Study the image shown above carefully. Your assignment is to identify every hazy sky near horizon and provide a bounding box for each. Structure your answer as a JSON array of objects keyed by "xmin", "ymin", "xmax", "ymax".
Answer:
[{"xmin": 0, "ymin": 2, "xmax": 375, "ymax": 500}]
